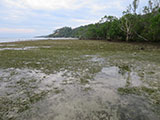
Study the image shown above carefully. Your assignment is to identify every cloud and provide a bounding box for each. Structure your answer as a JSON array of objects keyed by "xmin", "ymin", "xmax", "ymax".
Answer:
[
  {"xmin": 3, "ymin": 0, "xmax": 87, "ymax": 10},
  {"xmin": 3, "ymin": 0, "xmax": 128, "ymax": 12},
  {"xmin": 0, "ymin": 0, "xmax": 149, "ymax": 37},
  {"xmin": 1, "ymin": 0, "xmax": 134, "ymax": 23},
  {"xmin": 0, "ymin": 28, "xmax": 36, "ymax": 33},
  {"xmin": 71, "ymin": 18, "xmax": 98, "ymax": 26}
]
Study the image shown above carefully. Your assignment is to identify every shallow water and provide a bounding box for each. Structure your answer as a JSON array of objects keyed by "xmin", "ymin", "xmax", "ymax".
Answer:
[
  {"xmin": 0, "ymin": 47, "xmax": 38, "ymax": 51},
  {"xmin": 0, "ymin": 66, "xmax": 159, "ymax": 120},
  {"xmin": 0, "ymin": 46, "xmax": 51, "ymax": 51},
  {"xmin": 0, "ymin": 41, "xmax": 160, "ymax": 120},
  {"xmin": 0, "ymin": 37, "xmax": 78, "ymax": 43}
]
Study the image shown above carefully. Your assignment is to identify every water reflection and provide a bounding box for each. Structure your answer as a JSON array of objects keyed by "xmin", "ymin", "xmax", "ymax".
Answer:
[{"xmin": 0, "ymin": 66, "xmax": 159, "ymax": 120}]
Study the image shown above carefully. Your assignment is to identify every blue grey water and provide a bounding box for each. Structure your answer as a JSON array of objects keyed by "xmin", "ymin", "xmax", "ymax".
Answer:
[{"xmin": 0, "ymin": 37, "xmax": 78, "ymax": 43}]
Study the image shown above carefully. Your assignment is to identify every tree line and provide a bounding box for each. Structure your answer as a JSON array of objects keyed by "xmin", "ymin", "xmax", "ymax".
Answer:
[{"xmin": 47, "ymin": 0, "xmax": 160, "ymax": 42}]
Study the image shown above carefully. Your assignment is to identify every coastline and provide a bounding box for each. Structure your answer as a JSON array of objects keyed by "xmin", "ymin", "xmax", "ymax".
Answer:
[{"xmin": 0, "ymin": 37, "xmax": 78, "ymax": 43}]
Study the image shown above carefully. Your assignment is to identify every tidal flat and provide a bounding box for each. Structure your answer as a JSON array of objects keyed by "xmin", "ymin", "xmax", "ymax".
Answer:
[{"xmin": 0, "ymin": 40, "xmax": 160, "ymax": 120}]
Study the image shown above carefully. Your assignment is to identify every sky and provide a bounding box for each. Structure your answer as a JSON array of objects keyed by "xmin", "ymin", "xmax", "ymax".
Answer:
[{"xmin": 0, "ymin": 0, "xmax": 148, "ymax": 38}]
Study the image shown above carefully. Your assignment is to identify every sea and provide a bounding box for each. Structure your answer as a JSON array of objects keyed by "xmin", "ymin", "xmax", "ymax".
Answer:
[{"xmin": 0, "ymin": 37, "xmax": 78, "ymax": 43}]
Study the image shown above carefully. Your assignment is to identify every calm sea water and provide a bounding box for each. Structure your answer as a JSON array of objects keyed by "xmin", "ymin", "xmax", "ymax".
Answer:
[{"xmin": 0, "ymin": 37, "xmax": 78, "ymax": 43}]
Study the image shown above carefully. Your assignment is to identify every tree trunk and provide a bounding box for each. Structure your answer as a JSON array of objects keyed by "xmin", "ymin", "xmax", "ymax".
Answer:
[{"xmin": 126, "ymin": 33, "xmax": 129, "ymax": 41}]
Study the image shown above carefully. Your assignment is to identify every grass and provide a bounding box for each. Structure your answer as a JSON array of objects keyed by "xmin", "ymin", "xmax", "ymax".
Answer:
[
  {"xmin": 0, "ymin": 40, "xmax": 160, "ymax": 69},
  {"xmin": 80, "ymin": 78, "xmax": 89, "ymax": 84},
  {"xmin": 118, "ymin": 86, "xmax": 160, "ymax": 105},
  {"xmin": 1, "ymin": 40, "xmax": 159, "ymax": 76},
  {"xmin": 0, "ymin": 39, "xmax": 160, "ymax": 119}
]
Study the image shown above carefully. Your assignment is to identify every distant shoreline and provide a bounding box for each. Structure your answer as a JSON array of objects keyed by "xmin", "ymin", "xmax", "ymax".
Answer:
[{"xmin": 0, "ymin": 37, "xmax": 78, "ymax": 43}]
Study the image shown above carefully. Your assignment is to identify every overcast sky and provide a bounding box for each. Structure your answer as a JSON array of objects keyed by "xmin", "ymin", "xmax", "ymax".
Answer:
[{"xmin": 0, "ymin": 0, "xmax": 148, "ymax": 38}]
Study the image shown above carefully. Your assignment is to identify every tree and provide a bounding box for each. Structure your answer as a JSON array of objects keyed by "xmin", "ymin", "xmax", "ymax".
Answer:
[
  {"xmin": 120, "ymin": 15, "xmax": 133, "ymax": 41},
  {"xmin": 47, "ymin": 0, "xmax": 160, "ymax": 42},
  {"xmin": 132, "ymin": 0, "xmax": 139, "ymax": 14}
]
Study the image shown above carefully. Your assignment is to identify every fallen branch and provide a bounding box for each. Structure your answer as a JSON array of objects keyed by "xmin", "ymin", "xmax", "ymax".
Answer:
[{"xmin": 134, "ymin": 31, "xmax": 148, "ymax": 41}]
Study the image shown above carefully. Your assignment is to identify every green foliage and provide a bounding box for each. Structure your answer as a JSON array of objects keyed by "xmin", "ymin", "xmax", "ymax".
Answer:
[
  {"xmin": 48, "ymin": 27, "xmax": 72, "ymax": 38},
  {"xmin": 47, "ymin": 0, "xmax": 160, "ymax": 42}
]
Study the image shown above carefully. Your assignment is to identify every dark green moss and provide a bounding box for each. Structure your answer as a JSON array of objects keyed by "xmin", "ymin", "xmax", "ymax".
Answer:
[
  {"xmin": 118, "ymin": 87, "xmax": 141, "ymax": 95},
  {"xmin": 54, "ymin": 89, "xmax": 64, "ymax": 94},
  {"xmin": 80, "ymin": 78, "xmax": 89, "ymax": 84}
]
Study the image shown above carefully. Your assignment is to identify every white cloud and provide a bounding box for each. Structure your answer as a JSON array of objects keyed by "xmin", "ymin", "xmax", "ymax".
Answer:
[
  {"xmin": 0, "ymin": 0, "xmax": 149, "ymax": 37},
  {"xmin": 71, "ymin": 18, "xmax": 98, "ymax": 26},
  {"xmin": 3, "ymin": 0, "xmax": 87, "ymax": 10},
  {"xmin": 3, "ymin": 0, "xmax": 128, "ymax": 11},
  {"xmin": 1, "ymin": 0, "xmax": 128, "ymax": 22},
  {"xmin": 0, "ymin": 28, "xmax": 36, "ymax": 33},
  {"xmin": 1, "ymin": 0, "xmax": 135, "ymax": 23},
  {"xmin": 3, "ymin": 9, "xmax": 27, "ymax": 21}
]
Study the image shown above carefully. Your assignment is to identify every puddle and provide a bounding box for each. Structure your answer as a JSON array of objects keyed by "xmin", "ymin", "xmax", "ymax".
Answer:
[
  {"xmin": 40, "ymin": 46, "xmax": 51, "ymax": 48},
  {"xmin": 91, "ymin": 57, "xmax": 104, "ymax": 62},
  {"xmin": 0, "ymin": 46, "xmax": 39, "ymax": 51},
  {"xmin": 0, "ymin": 67, "xmax": 159, "ymax": 120},
  {"xmin": 94, "ymin": 67, "xmax": 126, "ymax": 88},
  {"xmin": 0, "ymin": 68, "xmax": 73, "ymax": 94},
  {"xmin": 84, "ymin": 55, "xmax": 104, "ymax": 64},
  {"xmin": 0, "ymin": 46, "xmax": 51, "ymax": 51},
  {"xmin": 0, "ymin": 44, "xmax": 15, "ymax": 47},
  {"xmin": 93, "ymin": 66, "xmax": 144, "ymax": 88},
  {"xmin": 128, "ymin": 72, "xmax": 143, "ymax": 87}
]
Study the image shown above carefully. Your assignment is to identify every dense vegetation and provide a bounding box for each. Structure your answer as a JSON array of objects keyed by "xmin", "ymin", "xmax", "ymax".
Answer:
[
  {"xmin": 47, "ymin": 0, "xmax": 160, "ymax": 42},
  {"xmin": 48, "ymin": 27, "xmax": 72, "ymax": 38}
]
